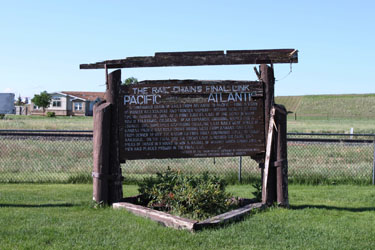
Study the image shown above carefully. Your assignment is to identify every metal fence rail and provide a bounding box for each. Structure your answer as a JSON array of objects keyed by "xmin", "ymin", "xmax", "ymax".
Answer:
[{"xmin": 0, "ymin": 130, "xmax": 374, "ymax": 184}]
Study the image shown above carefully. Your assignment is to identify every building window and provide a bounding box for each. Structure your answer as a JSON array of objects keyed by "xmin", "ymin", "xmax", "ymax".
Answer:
[
  {"xmin": 74, "ymin": 102, "xmax": 83, "ymax": 111},
  {"xmin": 52, "ymin": 97, "xmax": 61, "ymax": 107}
]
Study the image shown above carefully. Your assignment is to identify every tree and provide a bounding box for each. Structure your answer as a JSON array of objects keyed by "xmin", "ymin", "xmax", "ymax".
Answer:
[
  {"xmin": 15, "ymin": 95, "xmax": 23, "ymax": 106},
  {"xmin": 31, "ymin": 91, "xmax": 51, "ymax": 114},
  {"xmin": 122, "ymin": 77, "xmax": 138, "ymax": 85}
]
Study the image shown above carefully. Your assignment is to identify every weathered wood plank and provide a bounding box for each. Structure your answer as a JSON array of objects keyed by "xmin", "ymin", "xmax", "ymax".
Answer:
[
  {"xmin": 80, "ymin": 49, "xmax": 298, "ymax": 69},
  {"xmin": 113, "ymin": 202, "xmax": 198, "ymax": 231},
  {"xmin": 155, "ymin": 50, "xmax": 224, "ymax": 57},
  {"xmin": 260, "ymin": 64, "xmax": 278, "ymax": 205},
  {"xmin": 262, "ymin": 107, "xmax": 276, "ymax": 204},
  {"xmin": 119, "ymin": 79, "xmax": 265, "ymax": 161},
  {"xmin": 194, "ymin": 202, "xmax": 264, "ymax": 230},
  {"xmin": 275, "ymin": 104, "xmax": 289, "ymax": 207},
  {"xmin": 113, "ymin": 200, "xmax": 264, "ymax": 231}
]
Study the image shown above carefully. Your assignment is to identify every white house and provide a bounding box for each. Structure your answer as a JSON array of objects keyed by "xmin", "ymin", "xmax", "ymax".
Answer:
[{"xmin": 30, "ymin": 91, "xmax": 105, "ymax": 116}]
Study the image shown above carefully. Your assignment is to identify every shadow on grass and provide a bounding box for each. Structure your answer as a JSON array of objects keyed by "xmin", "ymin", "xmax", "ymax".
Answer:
[
  {"xmin": 290, "ymin": 204, "xmax": 375, "ymax": 212},
  {"xmin": 0, "ymin": 203, "xmax": 74, "ymax": 208}
]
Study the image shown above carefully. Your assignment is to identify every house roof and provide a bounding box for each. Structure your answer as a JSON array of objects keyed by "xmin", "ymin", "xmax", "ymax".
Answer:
[{"xmin": 61, "ymin": 91, "xmax": 105, "ymax": 101}]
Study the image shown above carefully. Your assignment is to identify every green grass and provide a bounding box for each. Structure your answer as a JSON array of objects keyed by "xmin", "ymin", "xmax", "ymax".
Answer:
[
  {"xmin": 287, "ymin": 118, "xmax": 375, "ymax": 133},
  {"xmin": 0, "ymin": 184, "xmax": 374, "ymax": 249},
  {"xmin": 295, "ymin": 94, "xmax": 375, "ymax": 118},
  {"xmin": 276, "ymin": 94, "xmax": 375, "ymax": 133},
  {"xmin": 276, "ymin": 94, "xmax": 375, "ymax": 118},
  {"xmin": 0, "ymin": 114, "xmax": 93, "ymax": 130},
  {"xmin": 275, "ymin": 96, "xmax": 303, "ymax": 113}
]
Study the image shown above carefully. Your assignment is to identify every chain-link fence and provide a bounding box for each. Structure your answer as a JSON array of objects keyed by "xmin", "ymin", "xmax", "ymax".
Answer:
[
  {"xmin": 0, "ymin": 130, "xmax": 374, "ymax": 184},
  {"xmin": 287, "ymin": 133, "xmax": 375, "ymax": 184}
]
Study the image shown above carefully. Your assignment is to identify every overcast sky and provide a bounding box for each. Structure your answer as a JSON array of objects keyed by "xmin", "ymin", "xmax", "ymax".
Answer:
[{"xmin": 0, "ymin": 0, "xmax": 374, "ymax": 98}]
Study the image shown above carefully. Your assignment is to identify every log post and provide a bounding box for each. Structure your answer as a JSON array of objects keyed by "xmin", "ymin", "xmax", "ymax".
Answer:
[
  {"xmin": 92, "ymin": 101, "xmax": 111, "ymax": 203},
  {"xmin": 275, "ymin": 104, "xmax": 289, "ymax": 206},
  {"xmin": 260, "ymin": 64, "xmax": 277, "ymax": 205},
  {"xmin": 106, "ymin": 69, "xmax": 123, "ymax": 204}
]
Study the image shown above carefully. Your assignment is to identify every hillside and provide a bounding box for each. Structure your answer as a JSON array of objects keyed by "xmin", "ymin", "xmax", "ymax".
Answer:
[{"xmin": 275, "ymin": 94, "xmax": 375, "ymax": 120}]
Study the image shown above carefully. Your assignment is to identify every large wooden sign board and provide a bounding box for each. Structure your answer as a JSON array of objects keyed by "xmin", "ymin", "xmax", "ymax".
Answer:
[
  {"xmin": 84, "ymin": 49, "xmax": 297, "ymax": 206},
  {"xmin": 119, "ymin": 80, "xmax": 265, "ymax": 160}
]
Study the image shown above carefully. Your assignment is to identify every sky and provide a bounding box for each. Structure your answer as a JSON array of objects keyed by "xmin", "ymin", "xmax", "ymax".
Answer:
[{"xmin": 0, "ymin": 0, "xmax": 374, "ymax": 98}]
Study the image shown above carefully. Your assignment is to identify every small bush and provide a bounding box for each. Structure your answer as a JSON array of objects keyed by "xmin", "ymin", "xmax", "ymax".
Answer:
[
  {"xmin": 252, "ymin": 181, "xmax": 262, "ymax": 201},
  {"xmin": 0, "ymin": 114, "xmax": 5, "ymax": 119},
  {"xmin": 138, "ymin": 168, "xmax": 237, "ymax": 220},
  {"xmin": 46, "ymin": 112, "xmax": 56, "ymax": 117}
]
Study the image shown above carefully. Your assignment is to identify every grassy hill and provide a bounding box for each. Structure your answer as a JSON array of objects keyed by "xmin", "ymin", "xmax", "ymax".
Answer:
[
  {"xmin": 276, "ymin": 94, "xmax": 375, "ymax": 120},
  {"xmin": 275, "ymin": 94, "xmax": 375, "ymax": 133}
]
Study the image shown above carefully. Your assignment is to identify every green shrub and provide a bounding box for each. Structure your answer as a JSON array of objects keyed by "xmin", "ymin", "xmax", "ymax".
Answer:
[
  {"xmin": 0, "ymin": 114, "xmax": 5, "ymax": 120},
  {"xmin": 46, "ymin": 112, "xmax": 56, "ymax": 117},
  {"xmin": 138, "ymin": 168, "xmax": 237, "ymax": 220},
  {"xmin": 252, "ymin": 181, "xmax": 262, "ymax": 201}
]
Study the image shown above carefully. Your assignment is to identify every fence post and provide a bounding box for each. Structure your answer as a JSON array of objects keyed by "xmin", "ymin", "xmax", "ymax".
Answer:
[{"xmin": 238, "ymin": 156, "xmax": 242, "ymax": 183}]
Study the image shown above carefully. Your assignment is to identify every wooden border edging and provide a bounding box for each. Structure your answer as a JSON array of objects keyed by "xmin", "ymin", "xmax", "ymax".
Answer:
[
  {"xmin": 113, "ymin": 200, "xmax": 264, "ymax": 232},
  {"xmin": 193, "ymin": 202, "xmax": 264, "ymax": 230},
  {"xmin": 113, "ymin": 202, "xmax": 198, "ymax": 231}
]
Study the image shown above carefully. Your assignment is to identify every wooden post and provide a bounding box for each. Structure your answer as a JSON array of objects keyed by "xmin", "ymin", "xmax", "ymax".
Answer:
[
  {"xmin": 92, "ymin": 101, "xmax": 111, "ymax": 203},
  {"xmin": 106, "ymin": 69, "xmax": 123, "ymax": 204},
  {"xmin": 262, "ymin": 107, "xmax": 275, "ymax": 204},
  {"xmin": 275, "ymin": 105, "xmax": 289, "ymax": 206},
  {"xmin": 238, "ymin": 156, "xmax": 242, "ymax": 183},
  {"xmin": 260, "ymin": 64, "xmax": 277, "ymax": 205}
]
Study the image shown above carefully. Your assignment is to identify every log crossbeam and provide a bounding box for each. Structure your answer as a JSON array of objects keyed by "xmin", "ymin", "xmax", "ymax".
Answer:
[{"xmin": 80, "ymin": 49, "xmax": 298, "ymax": 69}]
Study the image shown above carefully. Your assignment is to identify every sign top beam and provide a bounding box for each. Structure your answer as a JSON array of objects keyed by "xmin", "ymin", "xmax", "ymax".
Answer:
[{"xmin": 80, "ymin": 49, "xmax": 298, "ymax": 70}]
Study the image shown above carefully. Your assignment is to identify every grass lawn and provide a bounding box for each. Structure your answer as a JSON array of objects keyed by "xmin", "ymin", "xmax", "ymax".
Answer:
[
  {"xmin": 0, "ymin": 115, "xmax": 93, "ymax": 130},
  {"xmin": 0, "ymin": 184, "xmax": 374, "ymax": 249},
  {"xmin": 287, "ymin": 118, "xmax": 375, "ymax": 134}
]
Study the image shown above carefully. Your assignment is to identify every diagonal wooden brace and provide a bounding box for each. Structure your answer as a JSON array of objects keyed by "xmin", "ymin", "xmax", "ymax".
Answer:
[{"xmin": 262, "ymin": 107, "xmax": 276, "ymax": 204}]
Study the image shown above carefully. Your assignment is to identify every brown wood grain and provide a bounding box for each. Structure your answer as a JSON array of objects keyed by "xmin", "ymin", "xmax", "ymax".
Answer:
[
  {"xmin": 106, "ymin": 70, "xmax": 123, "ymax": 204},
  {"xmin": 275, "ymin": 104, "xmax": 289, "ymax": 207},
  {"xmin": 92, "ymin": 101, "xmax": 111, "ymax": 204},
  {"xmin": 194, "ymin": 202, "xmax": 264, "ymax": 230},
  {"xmin": 119, "ymin": 80, "xmax": 265, "ymax": 160},
  {"xmin": 113, "ymin": 200, "xmax": 264, "ymax": 231},
  {"xmin": 113, "ymin": 202, "xmax": 197, "ymax": 231},
  {"xmin": 80, "ymin": 49, "xmax": 298, "ymax": 69}
]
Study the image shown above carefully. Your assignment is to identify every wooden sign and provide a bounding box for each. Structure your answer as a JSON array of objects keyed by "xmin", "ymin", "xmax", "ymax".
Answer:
[{"xmin": 119, "ymin": 80, "xmax": 265, "ymax": 160}]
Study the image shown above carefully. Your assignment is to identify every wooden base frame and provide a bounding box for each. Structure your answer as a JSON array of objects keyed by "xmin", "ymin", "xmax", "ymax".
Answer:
[{"xmin": 113, "ymin": 198, "xmax": 264, "ymax": 232}]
